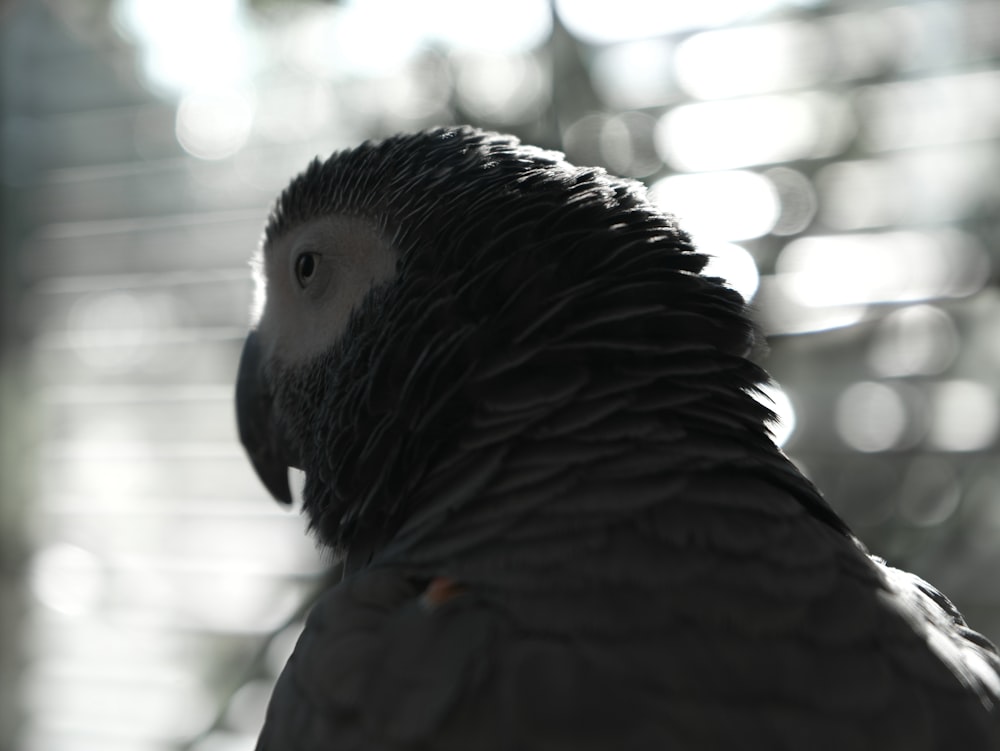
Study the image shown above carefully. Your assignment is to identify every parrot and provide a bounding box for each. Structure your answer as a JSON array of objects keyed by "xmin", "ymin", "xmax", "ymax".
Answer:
[{"xmin": 234, "ymin": 125, "xmax": 1000, "ymax": 750}]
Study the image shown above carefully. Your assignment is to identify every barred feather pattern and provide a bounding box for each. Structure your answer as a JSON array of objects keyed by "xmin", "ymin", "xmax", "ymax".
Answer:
[{"xmin": 258, "ymin": 127, "xmax": 1000, "ymax": 750}]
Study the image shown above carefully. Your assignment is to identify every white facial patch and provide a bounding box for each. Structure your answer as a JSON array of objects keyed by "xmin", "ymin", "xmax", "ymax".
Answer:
[{"xmin": 255, "ymin": 214, "xmax": 398, "ymax": 364}]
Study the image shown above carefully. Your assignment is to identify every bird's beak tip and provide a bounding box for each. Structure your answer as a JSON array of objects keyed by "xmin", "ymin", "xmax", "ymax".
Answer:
[{"xmin": 249, "ymin": 453, "xmax": 293, "ymax": 505}]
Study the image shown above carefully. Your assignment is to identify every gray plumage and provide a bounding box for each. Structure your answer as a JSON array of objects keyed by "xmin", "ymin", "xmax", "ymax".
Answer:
[{"xmin": 235, "ymin": 126, "xmax": 1000, "ymax": 750}]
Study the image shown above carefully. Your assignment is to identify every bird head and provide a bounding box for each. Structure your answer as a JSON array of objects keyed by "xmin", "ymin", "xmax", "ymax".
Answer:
[{"xmin": 236, "ymin": 126, "xmax": 761, "ymax": 563}]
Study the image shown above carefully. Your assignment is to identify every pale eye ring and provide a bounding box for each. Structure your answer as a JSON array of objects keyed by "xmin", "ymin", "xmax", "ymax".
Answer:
[{"xmin": 295, "ymin": 252, "xmax": 319, "ymax": 288}]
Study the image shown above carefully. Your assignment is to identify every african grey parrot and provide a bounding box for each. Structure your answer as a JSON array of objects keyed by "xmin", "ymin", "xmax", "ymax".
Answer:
[{"xmin": 235, "ymin": 126, "xmax": 1000, "ymax": 750}]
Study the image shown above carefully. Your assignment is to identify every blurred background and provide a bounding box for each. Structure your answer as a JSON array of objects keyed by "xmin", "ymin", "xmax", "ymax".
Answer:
[{"xmin": 1, "ymin": 0, "xmax": 999, "ymax": 748}]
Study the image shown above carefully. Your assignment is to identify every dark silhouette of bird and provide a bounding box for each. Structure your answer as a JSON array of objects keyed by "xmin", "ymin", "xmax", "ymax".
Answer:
[{"xmin": 235, "ymin": 126, "xmax": 1000, "ymax": 750}]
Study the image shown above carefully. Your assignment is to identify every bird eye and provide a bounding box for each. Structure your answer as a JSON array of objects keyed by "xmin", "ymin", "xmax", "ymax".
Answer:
[{"xmin": 295, "ymin": 252, "xmax": 319, "ymax": 288}]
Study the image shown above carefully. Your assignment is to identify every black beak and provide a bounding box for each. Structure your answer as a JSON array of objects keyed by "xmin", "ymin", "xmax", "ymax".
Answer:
[{"xmin": 235, "ymin": 330, "xmax": 293, "ymax": 505}]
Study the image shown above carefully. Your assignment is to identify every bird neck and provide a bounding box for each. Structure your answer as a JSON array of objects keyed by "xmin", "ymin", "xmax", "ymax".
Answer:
[{"xmin": 347, "ymin": 348, "xmax": 840, "ymax": 577}]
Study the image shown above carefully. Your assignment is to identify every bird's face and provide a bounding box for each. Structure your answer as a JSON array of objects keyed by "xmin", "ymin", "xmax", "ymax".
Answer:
[{"xmin": 235, "ymin": 214, "xmax": 397, "ymax": 504}]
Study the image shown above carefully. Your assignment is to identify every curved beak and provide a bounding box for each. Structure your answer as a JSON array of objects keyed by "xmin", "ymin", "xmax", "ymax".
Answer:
[{"xmin": 235, "ymin": 331, "xmax": 293, "ymax": 505}]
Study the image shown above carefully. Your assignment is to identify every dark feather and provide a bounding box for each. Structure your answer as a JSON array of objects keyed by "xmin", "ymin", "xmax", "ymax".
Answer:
[{"xmin": 250, "ymin": 127, "xmax": 1000, "ymax": 750}]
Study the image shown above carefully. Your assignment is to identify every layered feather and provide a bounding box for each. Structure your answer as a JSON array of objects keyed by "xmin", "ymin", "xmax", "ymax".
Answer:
[{"xmin": 256, "ymin": 127, "xmax": 1000, "ymax": 750}]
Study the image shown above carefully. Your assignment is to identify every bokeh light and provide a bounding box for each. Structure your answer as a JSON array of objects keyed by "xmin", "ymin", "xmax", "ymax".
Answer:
[
  {"xmin": 590, "ymin": 40, "xmax": 676, "ymax": 110},
  {"xmin": 928, "ymin": 380, "xmax": 999, "ymax": 452},
  {"xmin": 835, "ymin": 381, "xmax": 908, "ymax": 453},
  {"xmin": 675, "ymin": 21, "xmax": 830, "ymax": 99},
  {"xmin": 112, "ymin": 0, "xmax": 254, "ymax": 95},
  {"xmin": 868, "ymin": 305, "xmax": 960, "ymax": 378},
  {"xmin": 656, "ymin": 93, "xmax": 853, "ymax": 172},
  {"xmin": 29, "ymin": 544, "xmax": 104, "ymax": 616},
  {"xmin": 9, "ymin": 1, "xmax": 1000, "ymax": 749},
  {"xmin": 857, "ymin": 71, "xmax": 1000, "ymax": 153},
  {"xmin": 176, "ymin": 90, "xmax": 255, "ymax": 161},
  {"xmin": 322, "ymin": 1, "xmax": 426, "ymax": 76},
  {"xmin": 775, "ymin": 230, "xmax": 989, "ymax": 308},
  {"xmin": 701, "ymin": 242, "xmax": 760, "ymax": 302},
  {"xmin": 756, "ymin": 277, "xmax": 868, "ymax": 335},
  {"xmin": 562, "ymin": 112, "xmax": 662, "ymax": 178},
  {"xmin": 763, "ymin": 167, "xmax": 818, "ymax": 236},
  {"xmin": 650, "ymin": 170, "xmax": 779, "ymax": 242},
  {"xmin": 428, "ymin": 0, "xmax": 552, "ymax": 53},
  {"xmin": 597, "ymin": 112, "xmax": 662, "ymax": 178},
  {"xmin": 454, "ymin": 53, "xmax": 549, "ymax": 124}
]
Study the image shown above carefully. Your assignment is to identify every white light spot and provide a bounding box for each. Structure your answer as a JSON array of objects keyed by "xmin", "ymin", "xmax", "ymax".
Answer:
[
  {"xmin": 700, "ymin": 242, "xmax": 760, "ymax": 302},
  {"xmin": 428, "ymin": 0, "xmax": 552, "ymax": 52},
  {"xmin": 29, "ymin": 544, "xmax": 103, "ymax": 615},
  {"xmin": 599, "ymin": 112, "xmax": 662, "ymax": 178},
  {"xmin": 650, "ymin": 170, "xmax": 779, "ymax": 242},
  {"xmin": 656, "ymin": 93, "xmax": 851, "ymax": 172},
  {"xmin": 836, "ymin": 381, "xmax": 907, "ymax": 452},
  {"xmin": 280, "ymin": 6, "xmax": 348, "ymax": 78},
  {"xmin": 675, "ymin": 21, "xmax": 830, "ymax": 99},
  {"xmin": 112, "ymin": 0, "xmax": 252, "ymax": 95},
  {"xmin": 757, "ymin": 276, "xmax": 868, "ymax": 336},
  {"xmin": 775, "ymin": 230, "xmax": 988, "ymax": 307},
  {"xmin": 176, "ymin": 90, "xmax": 254, "ymax": 160},
  {"xmin": 454, "ymin": 53, "xmax": 548, "ymax": 124},
  {"xmin": 329, "ymin": 1, "xmax": 424, "ymax": 76},
  {"xmin": 591, "ymin": 40, "xmax": 676, "ymax": 109},
  {"xmin": 287, "ymin": 0, "xmax": 551, "ymax": 78},
  {"xmin": 928, "ymin": 380, "xmax": 998, "ymax": 452},
  {"xmin": 765, "ymin": 167, "xmax": 818, "ymax": 236}
]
